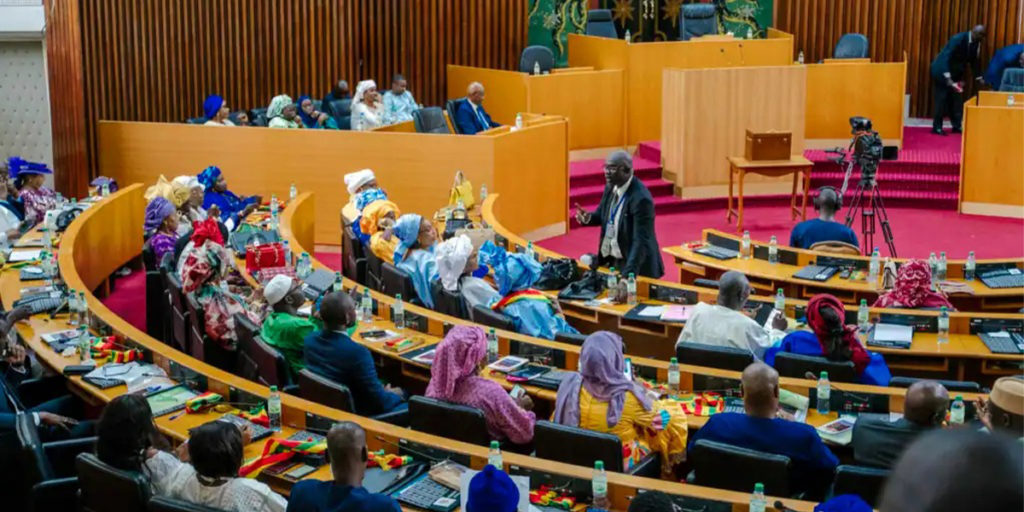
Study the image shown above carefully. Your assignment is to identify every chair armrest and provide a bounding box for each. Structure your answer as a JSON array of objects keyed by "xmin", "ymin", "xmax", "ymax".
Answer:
[
  {"xmin": 44, "ymin": 437, "xmax": 98, "ymax": 477},
  {"xmin": 31, "ymin": 476, "xmax": 79, "ymax": 511},
  {"xmin": 282, "ymin": 384, "xmax": 300, "ymax": 395},
  {"xmin": 18, "ymin": 377, "xmax": 69, "ymax": 407},
  {"xmin": 372, "ymin": 408, "xmax": 409, "ymax": 427}
]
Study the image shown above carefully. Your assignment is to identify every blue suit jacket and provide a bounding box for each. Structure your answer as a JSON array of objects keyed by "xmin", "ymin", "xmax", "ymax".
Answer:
[
  {"xmin": 302, "ymin": 330, "xmax": 404, "ymax": 416},
  {"xmin": 985, "ymin": 44, "xmax": 1024, "ymax": 88},
  {"xmin": 286, "ymin": 480, "xmax": 401, "ymax": 512},
  {"xmin": 453, "ymin": 99, "xmax": 499, "ymax": 135}
]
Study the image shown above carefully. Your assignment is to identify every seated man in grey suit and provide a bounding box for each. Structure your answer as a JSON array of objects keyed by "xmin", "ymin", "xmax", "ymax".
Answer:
[{"xmin": 851, "ymin": 380, "xmax": 949, "ymax": 468}]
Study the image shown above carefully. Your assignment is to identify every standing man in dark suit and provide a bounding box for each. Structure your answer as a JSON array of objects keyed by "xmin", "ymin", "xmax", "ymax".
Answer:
[
  {"xmin": 930, "ymin": 25, "xmax": 986, "ymax": 135},
  {"xmin": 574, "ymin": 150, "xmax": 664, "ymax": 278},
  {"xmin": 453, "ymin": 82, "xmax": 501, "ymax": 135}
]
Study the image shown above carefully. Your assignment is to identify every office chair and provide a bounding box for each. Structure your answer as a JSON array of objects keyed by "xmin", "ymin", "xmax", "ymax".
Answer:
[
  {"xmin": 227, "ymin": 111, "xmax": 248, "ymax": 126},
  {"xmin": 163, "ymin": 272, "xmax": 189, "ymax": 352},
  {"xmin": 431, "ymin": 280, "xmax": 468, "ymax": 319},
  {"xmin": 555, "ymin": 331, "xmax": 588, "ymax": 345},
  {"xmin": 142, "ymin": 244, "xmax": 168, "ymax": 342},
  {"xmin": 297, "ymin": 369, "xmax": 409, "ymax": 426},
  {"xmin": 833, "ymin": 33, "xmax": 869, "ymax": 59},
  {"xmin": 690, "ymin": 439, "xmax": 791, "ymax": 496},
  {"xmin": 677, "ymin": 342, "xmax": 754, "ymax": 371},
  {"xmin": 342, "ymin": 225, "xmax": 366, "ymax": 284},
  {"xmin": 412, "ymin": 107, "xmax": 451, "ymax": 134},
  {"xmin": 409, "ymin": 396, "xmax": 490, "ymax": 446},
  {"xmin": 692, "ymin": 278, "xmax": 720, "ymax": 289},
  {"xmin": 238, "ymin": 334, "xmax": 295, "ymax": 391},
  {"xmin": 381, "ymin": 263, "xmax": 418, "ymax": 305},
  {"xmin": 809, "ymin": 240, "xmax": 861, "ymax": 255},
  {"xmin": 469, "ymin": 304, "xmax": 515, "ymax": 332},
  {"xmin": 16, "ymin": 413, "xmax": 95, "ymax": 512},
  {"xmin": 586, "ymin": 9, "xmax": 618, "ymax": 39},
  {"xmin": 364, "ymin": 247, "xmax": 384, "ymax": 292},
  {"xmin": 679, "ymin": 3, "xmax": 719, "ymax": 41},
  {"xmin": 520, "ymin": 45, "xmax": 555, "ymax": 74},
  {"xmin": 148, "ymin": 496, "xmax": 225, "ymax": 512},
  {"xmin": 249, "ymin": 107, "xmax": 269, "ymax": 127},
  {"xmin": 534, "ymin": 421, "xmax": 660, "ymax": 478},
  {"xmin": 1000, "ymin": 68, "xmax": 1024, "ymax": 92},
  {"xmin": 889, "ymin": 376, "xmax": 982, "ymax": 393},
  {"xmin": 446, "ymin": 98, "xmax": 465, "ymax": 134},
  {"xmin": 328, "ymin": 99, "xmax": 353, "ymax": 130},
  {"xmin": 774, "ymin": 352, "xmax": 857, "ymax": 383},
  {"xmin": 831, "ymin": 465, "xmax": 889, "ymax": 507},
  {"xmin": 76, "ymin": 453, "xmax": 151, "ymax": 512}
]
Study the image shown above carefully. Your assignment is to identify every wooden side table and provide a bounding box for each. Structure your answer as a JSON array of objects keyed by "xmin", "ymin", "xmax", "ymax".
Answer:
[{"xmin": 726, "ymin": 155, "xmax": 814, "ymax": 231}]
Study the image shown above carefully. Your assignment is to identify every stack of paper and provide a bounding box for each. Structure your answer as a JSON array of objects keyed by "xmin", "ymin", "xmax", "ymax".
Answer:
[{"xmin": 661, "ymin": 305, "xmax": 694, "ymax": 322}]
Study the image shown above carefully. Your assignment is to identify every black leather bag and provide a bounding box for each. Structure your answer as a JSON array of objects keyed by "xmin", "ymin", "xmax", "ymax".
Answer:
[
  {"xmin": 557, "ymin": 269, "xmax": 607, "ymax": 300},
  {"xmin": 534, "ymin": 258, "xmax": 579, "ymax": 290}
]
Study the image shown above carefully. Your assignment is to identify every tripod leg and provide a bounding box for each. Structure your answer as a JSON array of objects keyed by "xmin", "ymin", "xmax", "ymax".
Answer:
[
  {"xmin": 845, "ymin": 184, "xmax": 864, "ymax": 228},
  {"xmin": 872, "ymin": 188, "xmax": 898, "ymax": 257}
]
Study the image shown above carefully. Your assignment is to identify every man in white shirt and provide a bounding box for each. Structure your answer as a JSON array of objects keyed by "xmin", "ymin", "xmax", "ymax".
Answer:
[
  {"xmin": 381, "ymin": 73, "xmax": 417, "ymax": 125},
  {"xmin": 676, "ymin": 271, "xmax": 787, "ymax": 359}
]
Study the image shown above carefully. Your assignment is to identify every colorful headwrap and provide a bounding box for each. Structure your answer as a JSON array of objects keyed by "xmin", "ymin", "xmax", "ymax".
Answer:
[
  {"xmin": 267, "ymin": 94, "xmax": 294, "ymax": 119},
  {"xmin": 358, "ymin": 199, "xmax": 400, "ymax": 236},
  {"xmin": 807, "ymin": 294, "xmax": 870, "ymax": 373},
  {"xmin": 392, "ymin": 213, "xmax": 423, "ymax": 264},
  {"xmin": 354, "ymin": 188, "xmax": 388, "ymax": 212},
  {"xmin": 172, "ymin": 175, "xmax": 203, "ymax": 191},
  {"xmin": 167, "ymin": 179, "xmax": 192, "ymax": 208},
  {"xmin": 435, "ymin": 234, "xmax": 474, "ymax": 292},
  {"xmin": 6, "ymin": 156, "xmax": 52, "ymax": 179},
  {"xmin": 873, "ymin": 259, "xmax": 954, "ymax": 309},
  {"xmin": 144, "ymin": 196, "xmax": 176, "ymax": 235},
  {"xmin": 144, "ymin": 175, "xmax": 174, "ymax": 203},
  {"xmin": 197, "ymin": 166, "xmax": 222, "ymax": 191},
  {"xmin": 295, "ymin": 95, "xmax": 319, "ymax": 128},
  {"xmin": 478, "ymin": 241, "xmax": 542, "ymax": 296},
  {"xmin": 203, "ymin": 94, "xmax": 225, "ymax": 120},
  {"xmin": 424, "ymin": 325, "xmax": 487, "ymax": 401},
  {"xmin": 180, "ymin": 220, "xmax": 230, "ymax": 293}
]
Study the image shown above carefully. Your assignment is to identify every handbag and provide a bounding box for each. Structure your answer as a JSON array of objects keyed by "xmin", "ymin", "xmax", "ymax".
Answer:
[
  {"xmin": 448, "ymin": 171, "xmax": 475, "ymax": 209},
  {"xmin": 557, "ymin": 269, "xmax": 607, "ymax": 301},
  {"xmin": 245, "ymin": 242, "xmax": 286, "ymax": 271},
  {"xmin": 534, "ymin": 258, "xmax": 580, "ymax": 290}
]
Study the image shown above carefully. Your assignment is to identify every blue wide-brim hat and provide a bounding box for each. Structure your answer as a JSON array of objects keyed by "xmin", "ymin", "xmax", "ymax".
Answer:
[{"xmin": 7, "ymin": 156, "xmax": 52, "ymax": 179}]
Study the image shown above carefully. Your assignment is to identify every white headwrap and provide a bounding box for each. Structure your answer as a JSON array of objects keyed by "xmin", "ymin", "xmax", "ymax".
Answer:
[
  {"xmin": 351, "ymin": 80, "xmax": 377, "ymax": 110},
  {"xmin": 435, "ymin": 235, "xmax": 474, "ymax": 292},
  {"xmin": 173, "ymin": 175, "xmax": 202, "ymax": 190},
  {"xmin": 344, "ymin": 169, "xmax": 376, "ymax": 195},
  {"xmin": 267, "ymin": 94, "xmax": 293, "ymax": 119}
]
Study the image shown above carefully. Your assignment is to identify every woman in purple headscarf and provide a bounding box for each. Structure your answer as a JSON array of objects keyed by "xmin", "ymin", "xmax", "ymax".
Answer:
[
  {"xmin": 144, "ymin": 196, "xmax": 179, "ymax": 264},
  {"xmin": 552, "ymin": 331, "xmax": 688, "ymax": 476},
  {"xmin": 425, "ymin": 325, "xmax": 536, "ymax": 444}
]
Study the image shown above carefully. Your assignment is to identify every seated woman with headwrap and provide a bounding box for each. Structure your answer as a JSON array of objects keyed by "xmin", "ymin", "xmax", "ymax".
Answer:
[
  {"xmin": 766, "ymin": 294, "xmax": 891, "ymax": 386},
  {"xmin": 172, "ymin": 175, "xmax": 209, "ymax": 234},
  {"xmin": 0, "ymin": 170, "xmax": 26, "ymax": 246},
  {"xmin": 426, "ymin": 326, "xmax": 536, "ymax": 444},
  {"xmin": 351, "ymin": 80, "xmax": 383, "ymax": 131},
  {"xmin": 872, "ymin": 260, "xmax": 954, "ymax": 310},
  {"xmin": 198, "ymin": 166, "xmax": 261, "ymax": 231},
  {"xmin": 392, "ymin": 213, "xmax": 439, "ymax": 308},
  {"xmin": 202, "ymin": 94, "xmax": 235, "ymax": 126},
  {"xmin": 144, "ymin": 196, "xmax": 180, "ymax": 265},
  {"xmin": 359, "ymin": 199, "xmax": 400, "ymax": 264},
  {"xmin": 553, "ymin": 331, "xmax": 688, "ymax": 476},
  {"xmin": 477, "ymin": 241, "xmax": 579, "ymax": 340},
  {"xmin": 8, "ymin": 156, "xmax": 56, "ymax": 225},
  {"xmin": 178, "ymin": 219, "xmax": 264, "ymax": 348},
  {"xmin": 436, "ymin": 235, "xmax": 500, "ymax": 310},
  {"xmin": 146, "ymin": 175, "xmax": 193, "ymax": 236},
  {"xmin": 296, "ymin": 95, "xmax": 339, "ymax": 129},
  {"xmin": 267, "ymin": 94, "xmax": 300, "ymax": 129},
  {"xmin": 344, "ymin": 169, "xmax": 388, "ymax": 244}
]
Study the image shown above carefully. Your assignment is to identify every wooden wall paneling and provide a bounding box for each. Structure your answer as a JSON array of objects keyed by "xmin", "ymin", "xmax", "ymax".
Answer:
[{"xmin": 44, "ymin": 0, "xmax": 89, "ymax": 197}]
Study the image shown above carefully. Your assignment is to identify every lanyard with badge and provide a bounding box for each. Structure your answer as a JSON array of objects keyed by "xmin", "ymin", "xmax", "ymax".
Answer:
[{"xmin": 604, "ymin": 190, "xmax": 627, "ymax": 239}]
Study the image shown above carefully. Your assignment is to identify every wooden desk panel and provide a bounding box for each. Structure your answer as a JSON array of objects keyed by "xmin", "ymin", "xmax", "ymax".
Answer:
[
  {"xmin": 526, "ymin": 69, "xmax": 626, "ymax": 149},
  {"xmin": 959, "ymin": 101, "xmax": 1024, "ymax": 218},
  {"xmin": 804, "ymin": 61, "xmax": 906, "ymax": 147}
]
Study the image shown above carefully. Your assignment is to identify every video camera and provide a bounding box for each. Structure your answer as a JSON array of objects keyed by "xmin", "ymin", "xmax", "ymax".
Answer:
[{"xmin": 849, "ymin": 116, "xmax": 883, "ymax": 182}]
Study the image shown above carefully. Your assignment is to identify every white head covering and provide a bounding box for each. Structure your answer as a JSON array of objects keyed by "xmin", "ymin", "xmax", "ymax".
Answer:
[
  {"xmin": 267, "ymin": 94, "xmax": 293, "ymax": 119},
  {"xmin": 344, "ymin": 169, "xmax": 377, "ymax": 195},
  {"xmin": 264, "ymin": 274, "xmax": 295, "ymax": 306},
  {"xmin": 351, "ymin": 80, "xmax": 377, "ymax": 110},
  {"xmin": 172, "ymin": 175, "xmax": 202, "ymax": 190},
  {"xmin": 435, "ymin": 235, "xmax": 474, "ymax": 292}
]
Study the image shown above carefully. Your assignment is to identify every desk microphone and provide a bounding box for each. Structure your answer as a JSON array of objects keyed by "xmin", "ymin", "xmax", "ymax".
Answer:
[{"xmin": 774, "ymin": 500, "xmax": 798, "ymax": 512}]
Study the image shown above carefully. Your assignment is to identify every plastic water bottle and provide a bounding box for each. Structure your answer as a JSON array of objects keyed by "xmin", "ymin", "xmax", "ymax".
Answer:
[
  {"xmin": 928, "ymin": 252, "xmax": 938, "ymax": 286},
  {"xmin": 817, "ymin": 371, "xmax": 831, "ymax": 414},
  {"xmin": 282, "ymin": 240, "xmax": 292, "ymax": 266},
  {"xmin": 39, "ymin": 250, "xmax": 52, "ymax": 279},
  {"xmin": 79, "ymin": 292, "xmax": 89, "ymax": 326},
  {"xmin": 768, "ymin": 235, "xmax": 778, "ymax": 263},
  {"xmin": 361, "ymin": 287, "xmax": 373, "ymax": 322},
  {"xmin": 289, "ymin": 183, "xmax": 297, "ymax": 201},
  {"xmin": 1010, "ymin": 95, "xmax": 1017, "ymax": 107},
  {"xmin": 393, "ymin": 294, "xmax": 405, "ymax": 329},
  {"xmin": 592, "ymin": 460, "xmax": 608, "ymax": 502},
  {"xmin": 857, "ymin": 299, "xmax": 870, "ymax": 332},
  {"xmin": 67, "ymin": 290, "xmax": 79, "ymax": 326},
  {"xmin": 868, "ymin": 248, "xmax": 881, "ymax": 286},
  {"xmin": 606, "ymin": 268, "xmax": 618, "ymax": 290},
  {"xmin": 746, "ymin": 27, "xmax": 754, "ymax": 40},
  {"xmin": 267, "ymin": 385, "xmax": 282, "ymax": 431},
  {"xmin": 487, "ymin": 328, "xmax": 499, "ymax": 362},
  {"xmin": 480, "ymin": 184, "xmax": 488, "ymax": 202},
  {"xmin": 626, "ymin": 273, "xmax": 637, "ymax": 305},
  {"xmin": 77, "ymin": 325, "xmax": 91, "ymax": 363},
  {"xmin": 525, "ymin": 241, "xmax": 535, "ymax": 260},
  {"xmin": 667, "ymin": 357, "xmax": 680, "ymax": 392},
  {"xmin": 750, "ymin": 483, "xmax": 767, "ymax": 512},
  {"xmin": 101, "ymin": 183, "xmax": 110, "ymax": 197},
  {"xmin": 333, "ymin": 271, "xmax": 343, "ymax": 292},
  {"xmin": 270, "ymin": 195, "xmax": 279, "ymax": 218},
  {"xmin": 533, "ymin": 61, "xmax": 541, "ymax": 75},
  {"xmin": 297, "ymin": 253, "xmax": 311, "ymax": 279},
  {"xmin": 797, "ymin": 50, "xmax": 805, "ymax": 64},
  {"xmin": 937, "ymin": 251, "xmax": 948, "ymax": 281},
  {"xmin": 938, "ymin": 306, "xmax": 950, "ymax": 345},
  {"xmin": 774, "ymin": 288, "xmax": 785, "ymax": 312},
  {"xmin": 741, "ymin": 230, "xmax": 751, "ymax": 259},
  {"xmin": 949, "ymin": 395, "xmax": 965, "ymax": 424},
  {"xmin": 964, "ymin": 251, "xmax": 976, "ymax": 281},
  {"xmin": 515, "ymin": 113, "xmax": 523, "ymax": 131},
  {"xmin": 624, "ymin": 29, "xmax": 631, "ymax": 43},
  {"xmin": 488, "ymin": 441, "xmax": 503, "ymax": 468}
]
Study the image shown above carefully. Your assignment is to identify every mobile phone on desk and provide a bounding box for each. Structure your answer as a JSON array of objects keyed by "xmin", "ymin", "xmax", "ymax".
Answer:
[
  {"xmin": 509, "ymin": 385, "xmax": 525, "ymax": 400},
  {"xmin": 284, "ymin": 464, "xmax": 317, "ymax": 480}
]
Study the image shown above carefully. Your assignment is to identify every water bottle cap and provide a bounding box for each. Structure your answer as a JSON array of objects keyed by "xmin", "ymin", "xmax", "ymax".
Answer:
[
  {"xmin": 941, "ymin": 306, "xmax": 948, "ymax": 312},
  {"xmin": 490, "ymin": 440, "xmax": 500, "ymax": 449},
  {"xmin": 777, "ymin": 288, "xmax": 784, "ymax": 294},
  {"xmin": 820, "ymin": 371, "xmax": 828, "ymax": 379},
  {"xmin": 628, "ymin": 272, "xmax": 635, "ymax": 278},
  {"xmin": 955, "ymin": 395, "xmax": 963, "ymax": 400},
  {"xmin": 594, "ymin": 460, "xmax": 604, "ymax": 469},
  {"xmin": 770, "ymin": 235, "xmax": 776, "ymax": 240},
  {"xmin": 670, "ymin": 357, "xmax": 678, "ymax": 363},
  {"xmin": 395, "ymin": 294, "xmax": 402, "ymax": 300},
  {"xmin": 269, "ymin": 385, "xmax": 278, "ymax": 392},
  {"xmin": 754, "ymin": 483, "xmax": 764, "ymax": 492}
]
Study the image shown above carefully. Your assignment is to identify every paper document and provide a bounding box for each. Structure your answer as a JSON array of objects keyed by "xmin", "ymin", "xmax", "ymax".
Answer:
[
  {"xmin": 872, "ymin": 323, "xmax": 914, "ymax": 343},
  {"xmin": 638, "ymin": 306, "xmax": 665, "ymax": 317},
  {"xmin": 661, "ymin": 305, "xmax": 693, "ymax": 322},
  {"xmin": 8, "ymin": 249, "xmax": 42, "ymax": 262}
]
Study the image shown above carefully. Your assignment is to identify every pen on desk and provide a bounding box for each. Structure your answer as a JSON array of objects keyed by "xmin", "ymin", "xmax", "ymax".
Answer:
[{"xmin": 168, "ymin": 410, "xmax": 186, "ymax": 421}]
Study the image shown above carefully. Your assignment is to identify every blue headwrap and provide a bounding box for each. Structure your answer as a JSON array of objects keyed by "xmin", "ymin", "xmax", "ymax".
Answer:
[
  {"xmin": 813, "ymin": 495, "xmax": 872, "ymax": 512},
  {"xmin": 477, "ymin": 241, "xmax": 542, "ymax": 296},
  {"xmin": 354, "ymin": 187, "xmax": 388, "ymax": 212},
  {"xmin": 197, "ymin": 166, "xmax": 222, "ymax": 190},
  {"xmin": 144, "ymin": 196, "xmax": 176, "ymax": 235},
  {"xmin": 203, "ymin": 94, "xmax": 224, "ymax": 120},
  {"xmin": 466, "ymin": 465, "xmax": 519, "ymax": 512},
  {"xmin": 6, "ymin": 156, "xmax": 52, "ymax": 179},
  {"xmin": 392, "ymin": 213, "xmax": 423, "ymax": 264},
  {"xmin": 295, "ymin": 95, "xmax": 319, "ymax": 128}
]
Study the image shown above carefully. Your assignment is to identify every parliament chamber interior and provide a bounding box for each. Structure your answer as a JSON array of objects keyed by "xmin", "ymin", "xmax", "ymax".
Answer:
[{"xmin": 2, "ymin": 1, "xmax": 1024, "ymax": 511}]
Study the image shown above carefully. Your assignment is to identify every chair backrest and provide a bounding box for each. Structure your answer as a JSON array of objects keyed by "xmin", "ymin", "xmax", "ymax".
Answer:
[
  {"xmin": 409, "ymin": 396, "xmax": 490, "ymax": 446},
  {"xmin": 833, "ymin": 33, "xmax": 869, "ymax": 59},
  {"xmin": 163, "ymin": 272, "xmax": 189, "ymax": 352},
  {"xmin": 412, "ymin": 107, "xmax": 451, "ymax": 134},
  {"xmin": 249, "ymin": 107, "xmax": 269, "ymax": 127},
  {"xmin": 148, "ymin": 495, "xmax": 226, "ymax": 512},
  {"xmin": 184, "ymin": 117, "xmax": 207, "ymax": 125},
  {"xmin": 184, "ymin": 294, "xmax": 206, "ymax": 361},
  {"xmin": 249, "ymin": 336, "xmax": 292, "ymax": 387},
  {"xmin": 364, "ymin": 247, "xmax": 384, "ymax": 291},
  {"xmin": 431, "ymin": 280, "xmax": 467, "ymax": 319},
  {"xmin": 469, "ymin": 304, "xmax": 515, "ymax": 332},
  {"xmin": 889, "ymin": 376, "xmax": 981, "ymax": 393},
  {"xmin": 329, "ymin": 99, "xmax": 352, "ymax": 130},
  {"xmin": 690, "ymin": 439, "xmax": 791, "ymax": 496},
  {"xmin": 16, "ymin": 412, "xmax": 54, "ymax": 484},
  {"xmin": 381, "ymin": 262, "xmax": 416, "ymax": 303},
  {"xmin": 692, "ymin": 278, "xmax": 720, "ymax": 289},
  {"xmin": 676, "ymin": 342, "xmax": 754, "ymax": 371},
  {"xmin": 76, "ymin": 453, "xmax": 151, "ymax": 512},
  {"xmin": 227, "ymin": 111, "xmax": 247, "ymax": 126},
  {"xmin": 809, "ymin": 240, "xmax": 862, "ymax": 255},
  {"xmin": 534, "ymin": 420, "xmax": 625, "ymax": 472},
  {"xmin": 774, "ymin": 352, "xmax": 858, "ymax": 382},
  {"xmin": 832, "ymin": 465, "xmax": 889, "ymax": 507},
  {"xmin": 342, "ymin": 225, "xmax": 364, "ymax": 282},
  {"xmin": 519, "ymin": 45, "xmax": 555, "ymax": 74},
  {"xmin": 586, "ymin": 9, "xmax": 618, "ymax": 38},
  {"xmin": 680, "ymin": 3, "xmax": 719, "ymax": 40},
  {"xmin": 1000, "ymin": 68, "xmax": 1024, "ymax": 92},
  {"xmin": 445, "ymin": 99, "xmax": 465, "ymax": 134},
  {"xmin": 554, "ymin": 331, "xmax": 588, "ymax": 345},
  {"xmin": 297, "ymin": 368, "xmax": 356, "ymax": 412},
  {"xmin": 143, "ymin": 245, "xmax": 168, "ymax": 340}
]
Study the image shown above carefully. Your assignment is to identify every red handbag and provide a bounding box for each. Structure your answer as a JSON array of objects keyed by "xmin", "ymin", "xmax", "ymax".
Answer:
[{"xmin": 245, "ymin": 242, "xmax": 286, "ymax": 271}]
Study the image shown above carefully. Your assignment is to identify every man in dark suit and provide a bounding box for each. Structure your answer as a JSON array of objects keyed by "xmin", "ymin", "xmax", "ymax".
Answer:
[
  {"xmin": 302, "ymin": 292, "xmax": 405, "ymax": 417},
  {"xmin": 851, "ymin": 380, "xmax": 949, "ymax": 468},
  {"xmin": 453, "ymin": 82, "xmax": 500, "ymax": 135},
  {"xmin": 574, "ymin": 150, "xmax": 664, "ymax": 278},
  {"xmin": 930, "ymin": 25, "xmax": 986, "ymax": 135}
]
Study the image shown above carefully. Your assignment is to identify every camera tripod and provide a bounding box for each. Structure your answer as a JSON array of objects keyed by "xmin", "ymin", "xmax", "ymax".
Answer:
[{"xmin": 843, "ymin": 172, "xmax": 897, "ymax": 257}]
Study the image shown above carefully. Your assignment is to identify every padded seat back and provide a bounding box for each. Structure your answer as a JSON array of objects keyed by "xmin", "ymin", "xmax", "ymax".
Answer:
[
  {"xmin": 832, "ymin": 465, "xmax": 889, "ymax": 507},
  {"xmin": 249, "ymin": 107, "xmax": 269, "ymax": 127},
  {"xmin": 833, "ymin": 33, "xmax": 869, "ymax": 59},
  {"xmin": 999, "ymin": 68, "xmax": 1024, "ymax": 92},
  {"xmin": 409, "ymin": 396, "xmax": 489, "ymax": 446},
  {"xmin": 519, "ymin": 45, "xmax": 555, "ymax": 74},
  {"xmin": 680, "ymin": 3, "xmax": 719, "ymax": 40},
  {"xmin": 185, "ymin": 117, "xmax": 206, "ymax": 125},
  {"xmin": 143, "ymin": 244, "xmax": 168, "ymax": 340},
  {"xmin": 774, "ymin": 352, "xmax": 857, "ymax": 382},
  {"xmin": 586, "ymin": 9, "xmax": 618, "ymax": 38},
  {"xmin": 445, "ymin": 99, "xmax": 465, "ymax": 134},
  {"xmin": 381, "ymin": 262, "xmax": 417, "ymax": 304},
  {"xmin": 163, "ymin": 272, "xmax": 189, "ymax": 352},
  {"xmin": 16, "ymin": 412, "xmax": 54, "ymax": 483},
  {"xmin": 412, "ymin": 107, "xmax": 450, "ymax": 134},
  {"xmin": 431, "ymin": 280, "xmax": 467, "ymax": 319},
  {"xmin": 889, "ymin": 376, "xmax": 981, "ymax": 393},
  {"xmin": 810, "ymin": 240, "xmax": 861, "ymax": 255},
  {"xmin": 364, "ymin": 248, "xmax": 384, "ymax": 291},
  {"xmin": 342, "ymin": 225, "xmax": 365, "ymax": 283},
  {"xmin": 297, "ymin": 368, "xmax": 356, "ymax": 412},
  {"xmin": 76, "ymin": 453, "xmax": 150, "ymax": 512},
  {"xmin": 534, "ymin": 420, "xmax": 625, "ymax": 472},
  {"xmin": 677, "ymin": 342, "xmax": 754, "ymax": 371},
  {"xmin": 329, "ymin": 99, "xmax": 352, "ymax": 130},
  {"xmin": 185, "ymin": 295, "xmax": 207, "ymax": 361},
  {"xmin": 469, "ymin": 304, "xmax": 515, "ymax": 332},
  {"xmin": 249, "ymin": 336, "xmax": 291, "ymax": 387},
  {"xmin": 554, "ymin": 331, "xmax": 587, "ymax": 345},
  {"xmin": 690, "ymin": 439, "xmax": 791, "ymax": 496}
]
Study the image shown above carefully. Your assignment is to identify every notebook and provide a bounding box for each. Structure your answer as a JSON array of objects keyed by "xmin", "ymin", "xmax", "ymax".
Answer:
[{"xmin": 661, "ymin": 305, "xmax": 693, "ymax": 322}]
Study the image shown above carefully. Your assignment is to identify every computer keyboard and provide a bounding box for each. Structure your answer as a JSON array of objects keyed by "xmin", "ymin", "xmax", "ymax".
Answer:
[
  {"xmin": 694, "ymin": 245, "xmax": 739, "ymax": 260},
  {"xmin": 393, "ymin": 473, "xmax": 459, "ymax": 512},
  {"xmin": 979, "ymin": 268, "xmax": 1024, "ymax": 289},
  {"xmin": 978, "ymin": 332, "xmax": 1024, "ymax": 355},
  {"xmin": 793, "ymin": 265, "xmax": 839, "ymax": 282},
  {"xmin": 15, "ymin": 295, "xmax": 65, "ymax": 315},
  {"xmin": 866, "ymin": 338, "xmax": 911, "ymax": 350}
]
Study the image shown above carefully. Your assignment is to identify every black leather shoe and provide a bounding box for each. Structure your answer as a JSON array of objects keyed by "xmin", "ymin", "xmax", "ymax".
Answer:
[
  {"xmin": 931, "ymin": 128, "xmax": 947, "ymax": 136},
  {"xmin": 951, "ymin": 127, "xmax": 963, "ymax": 134}
]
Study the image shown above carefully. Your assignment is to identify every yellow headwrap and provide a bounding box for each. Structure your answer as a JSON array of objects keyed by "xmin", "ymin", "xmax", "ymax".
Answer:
[
  {"xmin": 359, "ymin": 199, "xmax": 400, "ymax": 236},
  {"xmin": 168, "ymin": 179, "xmax": 191, "ymax": 208},
  {"xmin": 145, "ymin": 175, "xmax": 190, "ymax": 208}
]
